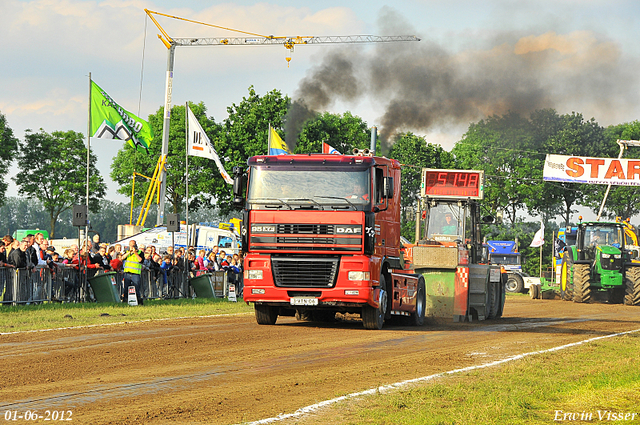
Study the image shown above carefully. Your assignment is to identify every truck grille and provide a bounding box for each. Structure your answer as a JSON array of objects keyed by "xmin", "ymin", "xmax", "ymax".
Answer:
[
  {"xmin": 272, "ymin": 257, "xmax": 340, "ymax": 288},
  {"xmin": 251, "ymin": 223, "xmax": 362, "ymax": 252},
  {"xmin": 277, "ymin": 224, "xmax": 334, "ymax": 234}
]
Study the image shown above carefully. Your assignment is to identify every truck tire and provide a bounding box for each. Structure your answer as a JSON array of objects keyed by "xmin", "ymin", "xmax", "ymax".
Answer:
[
  {"xmin": 255, "ymin": 304, "xmax": 278, "ymax": 325},
  {"xmin": 362, "ymin": 275, "xmax": 387, "ymax": 330},
  {"xmin": 561, "ymin": 256, "xmax": 574, "ymax": 301},
  {"xmin": 505, "ymin": 274, "xmax": 524, "ymax": 293},
  {"xmin": 572, "ymin": 264, "xmax": 591, "ymax": 303},
  {"xmin": 487, "ymin": 280, "xmax": 500, "ymax": 319},
  {"xmin": 495, "ymin": 279, "xmax": 506, "ymax": 318},
  {"xmin": 410, "ymin": 278, "xmax": 426, "ymax": 326},
  {"xmin": 624, "ymin": 267, "xmax": 640, "ymax": 306}
]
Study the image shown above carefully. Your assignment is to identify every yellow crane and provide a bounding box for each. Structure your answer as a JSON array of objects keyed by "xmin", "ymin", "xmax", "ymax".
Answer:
[{"xmin": 142, "ymin": 9, "xmax": 420, "ymax": 227}]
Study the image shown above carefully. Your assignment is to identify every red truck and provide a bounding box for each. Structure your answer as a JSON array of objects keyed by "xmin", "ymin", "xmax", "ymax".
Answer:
[
  {"xmin": 232, "ymin": 154, "xmax": 504, "ymax": 329},
  {"xmin": 233, "ymin": 151, "xmax": 424, "ymax": 329}
]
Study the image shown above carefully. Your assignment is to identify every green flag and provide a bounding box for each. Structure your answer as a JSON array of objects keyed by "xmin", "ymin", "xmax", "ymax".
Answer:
[{"xmin": 90, "ymin": 81, "xmax": 153, "ymax": 152}]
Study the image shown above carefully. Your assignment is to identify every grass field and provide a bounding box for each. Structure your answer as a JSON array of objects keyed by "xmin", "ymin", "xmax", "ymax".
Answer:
[
  {"xmin": 0, "ymin": 298, "xmax": 254, "ymax": 333},
  {"xmin": 299, "ymin": 333, "xmax": 640, "ymax": 425}
]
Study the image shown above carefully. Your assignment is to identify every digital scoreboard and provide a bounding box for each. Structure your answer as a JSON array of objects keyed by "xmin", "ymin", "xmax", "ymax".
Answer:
[{"xmin": 420, "ymin": 169, "xmax": 484, "ymax": 199}]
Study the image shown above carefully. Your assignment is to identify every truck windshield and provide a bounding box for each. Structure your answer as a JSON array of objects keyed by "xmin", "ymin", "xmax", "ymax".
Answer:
[
  {"xmin": 247, "ymin": 167, "xmax": 371, "ymax": 205},
  {"xmin": 490, "ymin": 254, "xmax": 520, "ymax": 265}
]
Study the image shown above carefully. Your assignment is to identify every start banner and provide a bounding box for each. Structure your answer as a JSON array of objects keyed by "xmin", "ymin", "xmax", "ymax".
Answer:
[{"xmin": 543, "ymin": 154, "xmax": 640, "ymax": 186}]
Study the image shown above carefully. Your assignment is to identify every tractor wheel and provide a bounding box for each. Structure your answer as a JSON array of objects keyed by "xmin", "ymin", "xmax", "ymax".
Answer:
[
  {"xmin": 624, "ymin": 267, "xmax": 640, "ymax": 306},
  {"xmin": 255, "ymin": 304, "xmax": 278, "ymax": 325},
  {"xmin": 362, "ymin": 275, "xmax": 387, "ymax": 330},
  {"xmin": 572, "ymin": 264, "xmax": 591, "ymax": 303},
  {"xmin": 560, "ymin": 256, "xmax": 574, "ymax": 301},
  {"xmin": 410, "ymin": 278, "xmax": 426, "ymax": 326},
  {"xmin": 505, "ymin": 274, "xmax": 524, "ymax": 293},
  {"xmin": 295, "ymin": 309, "xmax": 313, "ymax": 321},
  {"xmin": 530, "ymin": 284, "xmax": 540, "ymax": 300}
]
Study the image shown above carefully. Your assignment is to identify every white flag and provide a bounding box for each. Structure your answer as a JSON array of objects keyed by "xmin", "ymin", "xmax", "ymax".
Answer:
[
  {"xmin": 530, "ymin": 222, "xmax": 545, "ymax": 247},
  {"xmin": 187, "ymin": 105, "xmax": 233, "ymax": 184}
]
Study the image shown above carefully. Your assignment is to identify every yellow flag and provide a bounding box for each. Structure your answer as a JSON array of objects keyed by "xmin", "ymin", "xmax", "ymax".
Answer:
[{"xmin": 269, "ymin": 127, "xmax": 291, "ymax": 155}]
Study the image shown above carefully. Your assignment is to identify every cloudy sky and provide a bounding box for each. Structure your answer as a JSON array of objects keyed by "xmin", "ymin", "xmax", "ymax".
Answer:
[{"xmin": 2, "ymin": 0, "xmax": 640, "ymax": 203}]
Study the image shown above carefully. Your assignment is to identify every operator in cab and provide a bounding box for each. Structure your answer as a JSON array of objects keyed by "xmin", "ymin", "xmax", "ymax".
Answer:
[{"xmin": 441, "ymin": 212, "xmax": 458, "ymax": 235}]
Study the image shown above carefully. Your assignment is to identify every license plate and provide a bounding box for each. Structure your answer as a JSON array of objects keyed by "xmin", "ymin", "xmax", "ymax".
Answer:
[{"xmin": 290, "ymin": 297, "xmax": 318, "ymax": 306}]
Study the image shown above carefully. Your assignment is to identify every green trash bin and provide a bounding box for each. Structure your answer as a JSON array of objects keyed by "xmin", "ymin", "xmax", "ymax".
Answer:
[
  {"xmin": 189, "ymin": 273, "xmax": 216, "ymax": 298},
  {"xmin": 88, "ymin": 272, "xmax": 121, "ymax": 303}
]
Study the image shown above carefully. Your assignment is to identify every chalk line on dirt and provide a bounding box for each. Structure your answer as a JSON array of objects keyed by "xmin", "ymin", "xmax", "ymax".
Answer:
[{"xmin": 244, "ymin": 327, "xmax": 640, "ymax": 425}]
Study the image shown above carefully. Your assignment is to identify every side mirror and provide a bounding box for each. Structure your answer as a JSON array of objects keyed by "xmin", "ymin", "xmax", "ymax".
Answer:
[
  {"xmin": 232, "ymin": 166, "xmax": 245, "ymax": 208},
  {"xmin": 383, "ymin": 176, "xmax": 394, "ymax": 198}
]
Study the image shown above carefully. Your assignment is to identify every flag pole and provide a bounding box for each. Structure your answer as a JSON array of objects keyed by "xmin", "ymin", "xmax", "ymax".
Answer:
[
  {"xmin": 268, "ymin": 123, "xmax": 271, "ymax": 155},
  {"xmin": 84, "ymin": 72, "xmax": 92, "ymax": 301},
  {"xmin": 539, "ymin": 219, "xmax": 543, "ymax": 278},
  {"xmin": 185, "ymin": 102, "xmax": 189, "ymax": 248}
]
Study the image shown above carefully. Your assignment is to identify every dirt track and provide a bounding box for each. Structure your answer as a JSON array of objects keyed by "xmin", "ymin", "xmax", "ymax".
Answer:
[{"xmin": 2, "ymin": 296, "xmax": 640, "ymax": 424}]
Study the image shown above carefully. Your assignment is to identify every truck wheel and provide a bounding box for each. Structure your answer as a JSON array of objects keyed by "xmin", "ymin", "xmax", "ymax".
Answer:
[
  {"xmin": 529, "ymin": 284, "xmax": 540, "ymax": 300},
  {"xmin": 495, "ymin": 279, "xmax": 506, "ymax": 318},
  {"xmin": 362, "ymin": 275, "xmax": 387, "ymax": 330},
  {"xmin": 560, "ymin": 256, "xmax": 573, "ymax": 301},
  {"xmin": 410, "ymin": 278, "xmax": 426, "ymax": 326},
  {"xmin": 624, "ymin": 267, "xmax": 640, "ymax": 306},
  {"xmin": 487, "ymin": 281, "xmax": 500, "ymax": 319},
  {"xmin": 505, "ymin": 275, "xmax": 524, "ymax": 293},
  {"xmin": 572, "ymin": 264, "xmax": 591, "ymax": 303},
  {"xmin": 255, "ymin": 304, "xmax": 278, "ymax": 325}
]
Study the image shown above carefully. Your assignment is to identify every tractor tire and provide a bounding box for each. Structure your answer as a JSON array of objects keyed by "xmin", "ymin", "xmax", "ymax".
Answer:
[
  {"xmin": 487, "ymin": 280, "xmax": 500, "ymax": 319},
  {"xmin": 255, "ymin": 304, "xmax": 278, "ymax": 325},
  {"xmin": 505, "ymin": 274, "xmax": 524, "ymax": 293},
  {"xmin": 529, "ymin": 284, "xmax": 540, "ymax": 300},
  {"xmin": 362, "ymin": 275, "xmax": 387, "ymax": 330},
  {"xmin": 624, "ymin": 267, "xmax": 640, "ymax": 306},
  {"xmin": 572, "ymin": 264, "xmax": 591, "ymax": 303},
  {"xmin": 560, "ymin": 255, "xmax": 574, "ymax": 301},
  {"xmin": 410, "ymin": 278, "xmax": 426, "ymax": 326}
]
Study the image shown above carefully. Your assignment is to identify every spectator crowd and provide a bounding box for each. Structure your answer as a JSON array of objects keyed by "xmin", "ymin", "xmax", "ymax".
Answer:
[{"xmin": 0, "ymin": 232, "xmax": 244, "ymax": 300}]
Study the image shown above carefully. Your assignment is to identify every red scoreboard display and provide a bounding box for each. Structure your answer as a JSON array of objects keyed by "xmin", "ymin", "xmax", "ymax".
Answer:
[{"xmin": 421, "ymin": 169, "xmax": 484, "ymax": 199}]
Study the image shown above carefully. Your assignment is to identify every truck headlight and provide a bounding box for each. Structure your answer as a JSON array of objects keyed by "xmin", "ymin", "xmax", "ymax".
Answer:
[
  {"xmin": 245, "ymin": 270, "xmax": 263, "ymax": 280},
  {"xmin": 602, "ymin": 254, "xmax": 611, "ymax": 259},
  {"xmin": 614, "ymin": 254, "xmax": 621, "ymax": 259},
  {"xmin": 348, "ymin": 271, "xmax": 370, "ymax": 281}
]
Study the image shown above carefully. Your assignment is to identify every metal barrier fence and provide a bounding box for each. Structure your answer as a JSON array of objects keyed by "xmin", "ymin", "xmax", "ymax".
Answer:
[{"xmin": 0, "ymin": 265, "xmax": 241, "ymax": 305}]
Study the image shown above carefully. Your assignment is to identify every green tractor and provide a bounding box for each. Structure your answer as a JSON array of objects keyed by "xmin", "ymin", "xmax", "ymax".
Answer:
[{"xmin": 560, "ymin": 221, "xmax": 640, "ymax": 305}]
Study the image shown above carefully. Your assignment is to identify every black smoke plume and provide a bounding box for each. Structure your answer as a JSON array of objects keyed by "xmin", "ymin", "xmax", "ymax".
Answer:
[{"xmin": 287, "ymin": 7, "xmax": 637, "ymax": 147}]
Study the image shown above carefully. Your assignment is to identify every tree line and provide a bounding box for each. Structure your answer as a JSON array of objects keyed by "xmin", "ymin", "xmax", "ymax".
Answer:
[{"xmin": 2, "ymin": 85, "xmax": 640, "ymax": 275}]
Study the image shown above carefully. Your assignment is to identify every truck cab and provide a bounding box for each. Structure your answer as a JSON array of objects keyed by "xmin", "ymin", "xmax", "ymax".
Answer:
[{"xmin": 235, "ymin": 153, "xmax": 425, "ymax": 329}]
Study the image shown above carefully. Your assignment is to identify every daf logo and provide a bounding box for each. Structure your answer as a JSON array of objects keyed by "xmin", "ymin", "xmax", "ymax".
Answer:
[
  {"xmin": 251, "ymin": 225, "xmax": 276, "ymax": 233},
  {"xmin": 336, "ymin": 226, "xmax": 362, "ymax": 234}
]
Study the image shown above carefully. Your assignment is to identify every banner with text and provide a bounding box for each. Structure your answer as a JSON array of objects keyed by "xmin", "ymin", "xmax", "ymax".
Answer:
[{"xmin": 543, "ymin": 154, "xmax": 640, "ymax": 186}]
